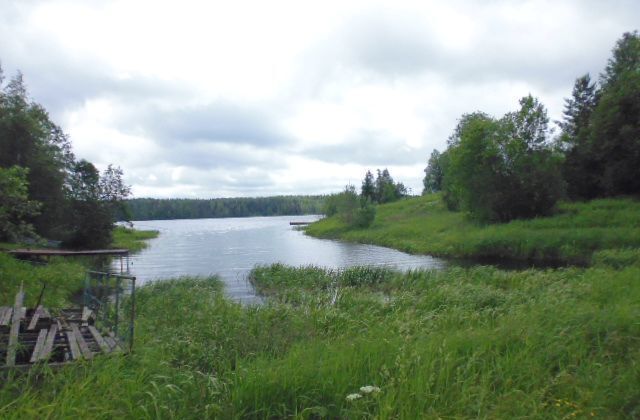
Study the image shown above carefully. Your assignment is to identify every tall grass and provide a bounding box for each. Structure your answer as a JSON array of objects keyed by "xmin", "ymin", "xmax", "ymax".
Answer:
[
  {"xmin": 0, "ymin": 253, "xmax": 85, "ymax": 308},
  {"xmin": 2, "ymin": 262, "xmax": 638, "ymax": 418},
  {"xmin": 306, "ymin": 195, "xmax": 640, "ymax": 264},
  {"xmin": 112, "ymin": 227, "xmax": 159, "ymax": 252}
]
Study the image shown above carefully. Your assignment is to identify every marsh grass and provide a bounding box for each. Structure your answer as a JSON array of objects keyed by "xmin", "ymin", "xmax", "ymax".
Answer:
[
  {"xmin": 112, "ymin": 227, "xmax": 159, "ymax": 252},
  {"xmin": 306, "ymin": 195, "xmax": 640, "ymax": 265},
  {"xmin": 0, "ymin": 253, "xmax": 84, "ymax": 308},
  {"xmin": 1, "ymin": 228, "xmax": 639, "ymax": 417}
]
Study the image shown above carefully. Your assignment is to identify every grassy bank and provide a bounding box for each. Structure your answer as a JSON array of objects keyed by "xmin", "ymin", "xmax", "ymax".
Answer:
[
  {"xmin": 306, "ymin": 194, "xmax": 640, "ymax": 265},
  {"xmin": 112, "ymin": 226, "xmax": 159, "ymax": 252},
  {"xmin": 2, "ymin": 257, "xmax": 639, "ymax": 418}
]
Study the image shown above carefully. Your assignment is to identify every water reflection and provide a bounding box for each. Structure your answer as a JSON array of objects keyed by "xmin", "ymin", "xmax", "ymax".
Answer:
[{"xmin": 121, "ymin": 215, "xmax": 447, "ymax": 303}]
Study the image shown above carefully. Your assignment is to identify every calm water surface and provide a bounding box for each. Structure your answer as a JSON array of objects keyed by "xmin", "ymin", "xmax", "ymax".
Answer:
[{"xmin": 123, "ymin": 215, "xmax": 446, "ymax": 303}]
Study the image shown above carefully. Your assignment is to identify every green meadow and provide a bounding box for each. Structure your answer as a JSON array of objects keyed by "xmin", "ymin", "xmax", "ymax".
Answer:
[
  {"xmin": 306, "ymin": 194, "xmax": 640, "ymax": 265},
  {"xmin": 1, "ymin": 198, "xmax": 639, "ymax": 418}
]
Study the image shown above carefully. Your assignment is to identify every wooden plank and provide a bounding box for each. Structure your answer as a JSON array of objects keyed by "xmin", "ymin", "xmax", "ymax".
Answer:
[
  {"xmin": 70, "ymin": 324, "xmax": 93, "ymax": 359},
  {"xmin": 66, "ymin": 330, "xmax": 82, "ymax": 360},
  {"xmin": 103, "ymin": 336, "xmax": 122, "ymax": 352},
  {"xmin": 0, "ymin": 307, "xmax": 12, "ymax": 326},
  {"xmin": 41, "ymin": 307, "xmax": 51, "ymax": 319},
  {"xmin": 81, "ymin": 307, "xmax": 93, "ymax": 323},
  {"xmin": 88, "ymin": 326, "xmax": 111, "ymax": 354},
  {"xmin": 28, "ymin": 305, "xmax": 44, "ymax": 330},
  {"xmin": 38, "ymin": 324, "xmax": 59, "ymax": 361},
  {"xmin": 29, "ymin": 329, "xmax": 48, "ymax": 363},
  {"xmin": 6, "ymin": 290, "xmax": 25, "ymax": 367}
]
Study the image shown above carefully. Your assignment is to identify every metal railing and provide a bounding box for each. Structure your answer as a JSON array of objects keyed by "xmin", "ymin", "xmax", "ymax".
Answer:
[{"xmin": 83, "ymin": 270, "xmax": 136, "ymax": 352}]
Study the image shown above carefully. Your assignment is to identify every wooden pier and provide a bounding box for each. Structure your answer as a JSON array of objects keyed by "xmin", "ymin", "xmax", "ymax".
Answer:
[{"xmin": 1, "ymin": 290, "xmax": 123, "ymax": 370}]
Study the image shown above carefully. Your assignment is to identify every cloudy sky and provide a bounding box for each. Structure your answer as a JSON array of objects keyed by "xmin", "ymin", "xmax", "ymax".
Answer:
[{"xmin": 1, "ymin": 1, "xmax": 638, "ymax": 198}]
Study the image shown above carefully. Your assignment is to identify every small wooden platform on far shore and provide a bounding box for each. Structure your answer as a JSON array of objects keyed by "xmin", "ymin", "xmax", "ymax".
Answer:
[{"xmin": 289, "ymin": 221, "xmax": 311, "ymax": 226}]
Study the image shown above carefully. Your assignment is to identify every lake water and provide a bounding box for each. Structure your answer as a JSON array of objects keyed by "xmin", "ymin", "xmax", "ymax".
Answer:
[{"xmin": 122, "ymin": 215, "xmax": 446, "ymax": 303}]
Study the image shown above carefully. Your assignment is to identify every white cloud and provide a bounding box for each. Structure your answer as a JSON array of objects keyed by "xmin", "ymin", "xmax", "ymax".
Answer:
[{"xmin": 1, "ymin": 0, "xmax": 638, "ymax": 197}]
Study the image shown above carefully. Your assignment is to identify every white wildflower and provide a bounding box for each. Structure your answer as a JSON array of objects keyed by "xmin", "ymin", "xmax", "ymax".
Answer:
[
  {"xmin": 346, "ymin": 393, "xmax": 362, "ymax": 401},
  {"xmin": 359, "ymin": 385, "xmax": 381, "ymax": 394}
]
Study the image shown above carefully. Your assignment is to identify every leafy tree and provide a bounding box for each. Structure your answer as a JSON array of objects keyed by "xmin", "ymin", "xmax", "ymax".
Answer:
[
  {"xmin": 373, "ymin": 169, "xmax": 407, "ymax": 204},
  {"xmin": 354, "ymin": 199, "xmax": 376, "ymax": 228},
  {"xmin": 0, "ymin": 166, "xmax": 41, "ymax": 241},
  {"xmin": 361, "ymin": 170, "xmax": 375, "ymax": 202},
  {"xmin": 422, "ymin": 149, "xmax": 444, "ymax": 194},
  {"xmin": 0, "ymin": 68, "xmax": 74, "ymax": 238},
  {"xmin": 100, "ymin": 164, "xmax": 132, "ymax": 222},
  {"xmin": 64, "ymin": 160, "xmax": 114, "ymax": 249},
  {"xmin": 445, "ymin": 97, "xmax": 564, "ymax": 222}
]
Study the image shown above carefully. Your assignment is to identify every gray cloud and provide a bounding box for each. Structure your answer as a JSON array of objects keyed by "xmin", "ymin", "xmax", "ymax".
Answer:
[
  {"xmin": 1, "ymin": 0, "xmax": 639, "ymax": 197},
  {"xmin": 122, "ymin": 102, "xmax": 292, "ymax": 147},
  {"xmin": 303, "ymin": 129, "xmax": 425, "ymax": 166}
]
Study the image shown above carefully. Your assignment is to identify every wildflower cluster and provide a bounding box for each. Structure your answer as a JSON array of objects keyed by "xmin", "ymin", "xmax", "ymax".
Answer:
[{"xmin": 345, "ymin": 385, "xmax": 381, "ymax": 402}]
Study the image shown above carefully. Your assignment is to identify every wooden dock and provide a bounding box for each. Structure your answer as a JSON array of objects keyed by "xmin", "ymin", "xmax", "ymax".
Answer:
[
  {"xmin": 289, "ymin": 221, "xmax": 311, "ymax": 226},
  {"xmin": 8, "ymin": 249, "xmax": 129, "ymax": 258},
  {"xmin": 1, "ymin": 291, "xmax": 123, "ymax": 370}
]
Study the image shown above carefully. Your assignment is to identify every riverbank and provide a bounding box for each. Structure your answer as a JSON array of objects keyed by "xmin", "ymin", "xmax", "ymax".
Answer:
[
  {"xmin": 112, "ymin": 226, "xmax": 159, "ymax": 252},
  {"xmin": 1, "ymin": 260, "xmax": 638, "ymax": 417},
  {"xmin": 305, "ymin": 194, "xmax": 640, "ymax": 265},
  {"xmin": 1, "ymin": 213, "xmax": 639, "ymax": 417}
]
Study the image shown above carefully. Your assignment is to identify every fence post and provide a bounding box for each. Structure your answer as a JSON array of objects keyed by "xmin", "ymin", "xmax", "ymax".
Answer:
[{"xmin": 114, "ymin": 276, "xmax": 121, "ymax": 337}]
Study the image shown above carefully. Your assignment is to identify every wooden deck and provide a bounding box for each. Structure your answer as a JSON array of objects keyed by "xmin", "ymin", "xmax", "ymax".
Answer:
[
  {"xmin": 1, "ymin": 292, "xmax": 123, "ymax": 370},
  {"xmin": 8, "ymin": 249, "xmax": 129, "ymax": 258}
]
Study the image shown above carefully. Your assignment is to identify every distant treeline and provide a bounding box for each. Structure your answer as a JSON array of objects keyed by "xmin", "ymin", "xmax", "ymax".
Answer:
[{"xmin": 124, "ymin": 196, "xmax": 326, "ymax": 220}]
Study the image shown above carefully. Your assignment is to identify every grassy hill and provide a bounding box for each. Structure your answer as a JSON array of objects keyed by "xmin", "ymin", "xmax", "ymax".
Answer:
[{"xmin": 306, "ymin": 194, "xmax": 640, "ymax": 265}]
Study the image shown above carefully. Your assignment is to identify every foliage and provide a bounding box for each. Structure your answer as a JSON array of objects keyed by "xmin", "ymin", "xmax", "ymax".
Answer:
[
  {"xmin": 557, "ymin": 31, "xmax": 640, "ymax": 199},
  {"xmin": 354, "ymin": 199, "xmax": 376, "ymax": 228},
  {"xmin": 361, "ymin": 170, "xmax": 375, "ymax": 202},
  {"xmin": 0, "ymin": 65, "xmax": 131, "ymax": 248},
  {"xmin": 126, "ymin": 195, "xmax": 324, "ymax": 221},
  {"xmin": 324, "ymin": 185, "xmax": 377, "ymax": 228},
  {"xmin": 0, "ymin": 166, "xmax": 40, "ymax": 241},
  {"xmin": 422, "ymin": 149, "xmax": 444, "ymax": 194},
  {"xmin": 0, "ymin": 69, "xmax": 72, "ymax": 239},
  {"xmin": 111, "ymin": 226, "xmax": 159, "ymax": 252},
  {"xmin": 444, "ymin": 96, "xmax": 564, "ymax": 222},
  {"xmin": 557, "ymin": 74, "xmax": 599, "ymax": 199},
  {"xmin": 373, "ymin": 168, "xmax": 407, "ymax": 204},
  {"xmin": 307, "ymin": 194, "xmax": 640, "ymax": 265},
  {"xmin": 0, "ymin": 253, "xmax": 85, "ymax": 308},
  {"xmin": 64, "ymin": 160, "xmax": 131, "ymax": 249},
  {"xmin": 2, "ymin": 262, "xmax": 639, "ymax": 418}
]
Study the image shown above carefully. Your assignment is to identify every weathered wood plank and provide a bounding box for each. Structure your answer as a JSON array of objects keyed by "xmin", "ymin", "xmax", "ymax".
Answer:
[
  {"xmin": 39, "ymin": 324, "xmax": 59, "ymax": 361},
  {"xmin": 66, "ymin": 330, "xmax": 82, "ymax": 360},
  {"xmin": 28, "ymin": 305, "xmax": 44, "ymax": 330},
  {"xmin": 70, "ymin": 324, "xmax": 93, "ymax": 359},
  {"xmin": 81, "ymin": 307, "xmax": 93, "ymax": 324},
  {"xmin": 0, "ymin": 307, "xmax": 12, "ymax": 326},
  {"xmin": 6, "ymin": 290, "xmax": 25, "ymax": 367},
  {"xmin": 29, "ymin": 329, "xmax": 48, "ymax": 363},
  {"xmin": 41, "ymin": 307, "xmax": 51, "ymax": 319},
  {"xmin": 103, "ymin": 336, "xmax": 122, "ymax": 352},
  {"xmin": 88, "ymin": 326, "xmax": 111, "ymax": 354}
]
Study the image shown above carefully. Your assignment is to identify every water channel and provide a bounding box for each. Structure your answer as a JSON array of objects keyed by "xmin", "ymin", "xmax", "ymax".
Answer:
[{"xmin": 121, "ymin": 215, "xmax": 447, "ymax": 303}]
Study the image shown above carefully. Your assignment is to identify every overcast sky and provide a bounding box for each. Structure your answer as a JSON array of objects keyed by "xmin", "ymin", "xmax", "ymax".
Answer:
[{"xmin": 1, "ymin": 1, "xmax": 638, "ymax": 198}]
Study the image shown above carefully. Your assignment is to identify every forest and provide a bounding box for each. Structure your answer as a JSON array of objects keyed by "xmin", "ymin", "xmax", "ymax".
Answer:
[
  {"xmin": 124, "ymin": 195, "xmax": 325, "ymax": 221},
  {"xmin": 0, "ymin": 70, "xmax": 130, "ymax": 249},
  {"xmin": 420, "ymin": 31, "xmax": 639, "ymax": 222}
]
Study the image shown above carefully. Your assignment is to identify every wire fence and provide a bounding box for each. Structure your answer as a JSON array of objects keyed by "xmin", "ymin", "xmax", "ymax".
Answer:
[{"xmin": 83, "ymin": 271, "xmax": 136, "ymax": 352}]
